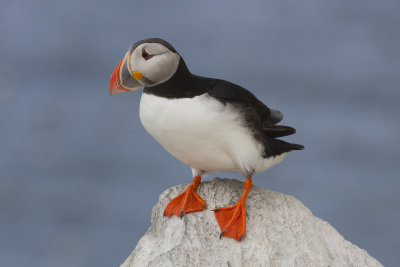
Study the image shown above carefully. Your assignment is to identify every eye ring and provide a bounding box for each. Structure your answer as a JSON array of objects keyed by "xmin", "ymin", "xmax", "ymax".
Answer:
[{"xmin": 142, "ymin": 49, "xmax": 152, "ymax": 60}]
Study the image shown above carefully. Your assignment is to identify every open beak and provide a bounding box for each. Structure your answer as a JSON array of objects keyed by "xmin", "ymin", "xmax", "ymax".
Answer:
[{"xmin": 109, "ymin": 55, "xmax": 142, "ymax": 95}]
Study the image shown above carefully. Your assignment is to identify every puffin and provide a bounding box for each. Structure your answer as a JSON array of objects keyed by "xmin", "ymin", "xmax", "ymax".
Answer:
[{"xmin": 109, "ymin": 38, "xmax": 304, "ymax": 241}]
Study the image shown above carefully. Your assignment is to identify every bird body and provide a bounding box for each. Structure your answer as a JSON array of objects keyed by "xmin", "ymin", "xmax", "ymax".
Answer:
[
  {"xmin": 140, "ymin": 92, "xmax": 287, "ymax": 177},
  {"xmin": 109, "ymin": 38, "xmax": 303, "ymax": 240}
]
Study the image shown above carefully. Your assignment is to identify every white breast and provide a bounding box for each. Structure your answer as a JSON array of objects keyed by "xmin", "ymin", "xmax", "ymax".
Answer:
[{"xmin": 139, "ymin": 93, "xmax": 286, "ymax": 176}]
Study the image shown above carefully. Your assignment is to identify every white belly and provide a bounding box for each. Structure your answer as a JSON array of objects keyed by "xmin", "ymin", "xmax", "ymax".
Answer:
[{"xmin": 139, "ymin": 93, "xmax": 286, "ymax": 176}]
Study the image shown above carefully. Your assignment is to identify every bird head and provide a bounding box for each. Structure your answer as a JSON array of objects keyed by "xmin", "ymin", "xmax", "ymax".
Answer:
[{"xmin": 109, "ymin": 38, "xmax": 181, "ymax": 95}]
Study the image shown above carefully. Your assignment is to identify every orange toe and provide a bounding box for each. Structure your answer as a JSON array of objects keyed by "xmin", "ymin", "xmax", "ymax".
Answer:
[
  {"xmin": 214, "ymin": 200, "xmax": 246, "ymax": 241},
  {"xmin": 164, "ymin": 177, "xmax": 207, "ymax": 217}
]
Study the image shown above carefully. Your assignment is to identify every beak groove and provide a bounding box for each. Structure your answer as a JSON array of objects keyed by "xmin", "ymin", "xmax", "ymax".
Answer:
[
  {"xmin": 109, "ymin": 55, "xmax": 142, "ymax": 95},
  {"xmin": 109, "ymin": 58, "xmax": 127, "ymax": 95}
]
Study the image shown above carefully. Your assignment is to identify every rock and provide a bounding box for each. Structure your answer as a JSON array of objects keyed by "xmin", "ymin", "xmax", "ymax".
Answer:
[{"xmin": 121, "ymin": 178, "xmax": 382, "ymax": 267}]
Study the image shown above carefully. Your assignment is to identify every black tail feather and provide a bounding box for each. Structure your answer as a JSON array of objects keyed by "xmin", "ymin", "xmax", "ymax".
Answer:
[
  {"xmin": 263, "ymin": 125, "xmax": 296, "ymax": 138},
  {"xmin": 263, "ymin": 136, "xmax": 304, "ymax": 157}
]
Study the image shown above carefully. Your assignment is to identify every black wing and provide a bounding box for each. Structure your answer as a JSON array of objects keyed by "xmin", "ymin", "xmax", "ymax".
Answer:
[
  {"xmin": 200, "ymin": 76, "xmax": 296, "ymax": 138},
  {"xmin": 194, "ymin": 75, "xmax": 304, "ymax": 156}
]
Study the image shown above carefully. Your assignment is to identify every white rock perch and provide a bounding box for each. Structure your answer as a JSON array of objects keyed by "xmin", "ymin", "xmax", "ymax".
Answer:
[{"xmin": 121, "ymin": 178, "xmax": 382, "ymax": 267}]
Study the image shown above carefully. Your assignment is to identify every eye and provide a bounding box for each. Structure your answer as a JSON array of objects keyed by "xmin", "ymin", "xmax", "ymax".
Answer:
[{"xmin": 142, "ymin": 49, "xmax": 152, "ymax": 60}]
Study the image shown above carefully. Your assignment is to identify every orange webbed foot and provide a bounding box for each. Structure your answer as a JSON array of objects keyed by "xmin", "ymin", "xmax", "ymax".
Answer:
[
  {"xmin": 214, "ymin": 199, "xmax": 247, "ymax": 241},
  {"xmin": 214, "ymin": 177, "xmax": 252, "ymax": 241},
  {"xmin": 164, "ymin": 176, "xmax": 207, "ymax": 218}
]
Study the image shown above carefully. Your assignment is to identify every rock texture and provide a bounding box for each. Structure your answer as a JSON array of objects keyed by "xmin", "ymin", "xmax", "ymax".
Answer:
[{"xmin": 121, "ymin": 178, "xmax": 382, "ymax": 267}]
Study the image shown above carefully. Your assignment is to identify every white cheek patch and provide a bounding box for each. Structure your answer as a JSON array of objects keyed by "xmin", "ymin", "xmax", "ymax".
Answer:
[
  {"xmin": 145, "ymin": 43, "xmax": 171, "ymax": 55},
  {"xmin": 143, "ymin": 52, "xmax": 180, "ymax": 85},
  {"xmin": 129, "ymin": 43, "xmax": 181, "ymax": 86}
]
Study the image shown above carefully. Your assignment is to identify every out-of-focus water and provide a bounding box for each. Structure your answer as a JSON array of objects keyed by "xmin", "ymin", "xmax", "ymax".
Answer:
[{"xmin": 0, "ymin": 0, "xmax": 399, "ymax": 266}]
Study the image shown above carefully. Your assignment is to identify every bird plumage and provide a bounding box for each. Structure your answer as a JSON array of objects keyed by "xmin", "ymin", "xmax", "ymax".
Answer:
[
  {"xmin": 143, "ymin": 64, "xmax": 304, "ymax": 172},
  {"xmin": 110, "ymin": 38, "xmax": 304, "ymax": 240}
]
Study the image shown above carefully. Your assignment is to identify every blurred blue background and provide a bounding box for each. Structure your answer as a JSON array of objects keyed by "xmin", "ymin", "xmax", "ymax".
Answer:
[{"xmin": 1, "ymin": 0, "xmax": 399, "ymax": 266}]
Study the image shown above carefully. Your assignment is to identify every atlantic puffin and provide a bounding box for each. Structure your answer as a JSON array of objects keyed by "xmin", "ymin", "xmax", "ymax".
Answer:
[{"xmin": 109, "ymin": 38, "xmax": 304, "ymax": 241}]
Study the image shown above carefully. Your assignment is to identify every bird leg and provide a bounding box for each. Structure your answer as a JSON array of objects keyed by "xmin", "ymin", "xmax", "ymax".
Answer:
[
  {"xmin": 214, "ymin": 177, "xmax": 252, "ymax": 241},
  {"xmin": 164, "ymin": 176, "xmax": 207, "ymax": 218}
]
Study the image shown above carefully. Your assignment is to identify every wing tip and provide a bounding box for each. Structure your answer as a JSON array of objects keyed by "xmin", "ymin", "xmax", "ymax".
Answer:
[{"xmin": 291, "ymin": 143, "xmax": 304, "ymax": 150}]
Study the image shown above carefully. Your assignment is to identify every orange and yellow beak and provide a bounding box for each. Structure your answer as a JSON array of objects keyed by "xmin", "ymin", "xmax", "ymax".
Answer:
[{"xmin": 109, "ymin": 55, "xmax": 142, "ymax": 95}]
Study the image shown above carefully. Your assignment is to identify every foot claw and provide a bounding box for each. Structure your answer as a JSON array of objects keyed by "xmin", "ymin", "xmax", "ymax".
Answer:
[{"xmin": 220, "ymin": 230, "xmax": 226, "ymax": 239}]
